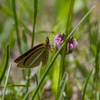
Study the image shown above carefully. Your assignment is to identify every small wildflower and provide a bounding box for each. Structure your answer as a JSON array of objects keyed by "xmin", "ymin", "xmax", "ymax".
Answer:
[
  {"xmin": 66, "ymin": 36, "xmax": 78, "ymax": 54},
  {"xmin": 53, "ymin": 33, "xmax": 78, "ymax": 54},
  {"xmin": 53, "ymin": 33, "xmax": 65, "ymax": 50}
]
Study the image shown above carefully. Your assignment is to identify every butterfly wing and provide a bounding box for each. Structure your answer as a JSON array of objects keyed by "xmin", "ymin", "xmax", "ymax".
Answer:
[
  {"xmin": 17, "ymin": 47, "xmax": 45, "ymax": 68},
  {"xmin": 14, "ymin": 43, "xmax": 44, "ymax": 63},
  {"xmin": 24, "ymin": 46, "xmax": 50, "ymax": 68},
  {"xmin": 23, "ymin": 48, "xmax": 45, "ymax": 68},
  {"xmin": 14, "ymin": 44, "xmax": 45, "ymax": 68},
  {"xmin": 14, "ymin": 37, "xmax": 50, "ymax": 68},
  {"xmin": 42, "ymin": 49, "xmax": 49, "ymax": 67}
]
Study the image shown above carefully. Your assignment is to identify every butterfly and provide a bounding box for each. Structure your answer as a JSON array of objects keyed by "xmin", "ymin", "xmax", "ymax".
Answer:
[{"xmin": 14, "ymin": 37, "xmax": 50, "ymax": 68}]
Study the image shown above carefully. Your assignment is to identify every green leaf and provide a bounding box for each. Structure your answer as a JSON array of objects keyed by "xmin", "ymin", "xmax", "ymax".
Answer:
[
  {"xmin": 58, "ymin": 72, "xmax": 68, "ymax": 100},
  {"xmin": 21, "ymin": 29, "xmax": 28, "ymax": 53},
  {"xmin": 52, "ymin": 59, "xmax": 59, "ymax": 94},
  {"xmin": 23, "ymin": 91, "xmax": 31, "ymax": 100},
  {"xmin": 0, "ymin": 43, "xmax": 9, "ymax": 83},
  {"xmin": 0, "ymin": 84, "xmax": 28, "ymax": 88},
  {"xmin": 2, "ymin": 63, "xmax": 12, "ymax": 100},
  {"xmin": 82, "ymin": 69, "xmax": 93, "ymax": 100}
]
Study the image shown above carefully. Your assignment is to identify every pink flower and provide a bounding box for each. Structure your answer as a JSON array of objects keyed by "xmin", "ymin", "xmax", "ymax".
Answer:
[
  {"xmin": 66, "ymin": 36, "xmax": 78, "ymax": 54},
  {"xmin": 53, "ymin": 33, "xmax": 64, "ymax": 50},
  {"xmin": 53, "ymin": 33, "xmax": 78, "ymax": 54}
]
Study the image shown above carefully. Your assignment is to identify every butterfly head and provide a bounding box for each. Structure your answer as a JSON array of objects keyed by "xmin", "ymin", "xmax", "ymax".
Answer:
[
  {"xmin": 46, "ymin": 37, "xmax": 49, "ymax": 44},
  {"xmin": 44, "ymin": 36, "xmax": 51, "ymax": 49}
]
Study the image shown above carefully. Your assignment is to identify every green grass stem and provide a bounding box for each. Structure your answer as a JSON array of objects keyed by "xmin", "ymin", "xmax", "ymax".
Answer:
[
  {"xmin": 0, "ymin": 84, "xmax": 28, "ymax": 88},
  {"xmin": 63, "ymin": 92, "xmax": 67, "ymax": 100},
  {"xmin": 58, "ymin": 72, "xmax": 68, "ymax": 100},
  {"xmin": 31, "ymin": 0, "xmax": 38, "ymax": 47},
  {"xmin": 57, "ymin": 1, "xmax": 75, "ymax": 99},
  {"xmin": 12, "ymin": 0, "xmax": 22, "ymax": 53},
  {"xmin": 35, "ymin": 74, "xmax": 41, "ymax": 100},
  {"xmin": 97, "ymin": 91, "xmax": 100, "ymax": 100},
  {"xmin": 0, "ymin": 44, "xmax": 9, "ymax": 83},
  {"xmin": 23, "ymin": 91, "xmax": 31, "ymax": 100},
  {"xmin": 82, "ymin": 69, "xmax": 93, "ymax": 100},
  {"xmin": 27, "ymin": 0, "xmax": 38, "ymax": 94},
  {"xmin": 2, "ymin": 63, "xmax": 12, "ymax": 100}
]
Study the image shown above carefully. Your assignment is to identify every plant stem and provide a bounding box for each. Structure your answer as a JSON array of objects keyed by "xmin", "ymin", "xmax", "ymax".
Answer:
[
  {"xmin": 2, "ymin": 63, "xmax": 12, "ymax": 100},
  {"xmin": 12, "ymin": 0, "xmax": 22, "ymax": 53},
  {"xmin": 0, "ymin": 44, "xmax": 9, "ymax": 83},
  {"xmin": 27, "ymin": 0, "xmax": 38, "ymax": 94}
]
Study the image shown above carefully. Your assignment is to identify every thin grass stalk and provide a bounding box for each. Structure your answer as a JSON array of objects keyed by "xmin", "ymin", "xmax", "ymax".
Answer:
[
  {"xmin": 31, "ymin": 0, "xmax": 37, "ymax": 47},
  {"xmin": 22, "ymin": 29, "xmax": 28, "ymax": 82},
  {"xmin": 63, "ymin": 92, "xmax": 67, "ymax": 100},
  {"xmin": 0, "ymin": 47, "xmax": 7, "ymax": 68},
  {"xmin": 36, "ymin": 30, "xmax": 52, "ymax": 34},
  {"xmin": 56, "ymin": 0, "xmax": 74, "ymax": 99},
  {"xmin": 58, "ymin": 72, "xmax": 68, "ymax": 100},
  {"xmin": 97, "ymin": 91, "xmax": 100, "ymax": 100},
  {"xmin": 35, "ymin": 74, "xmax": 38, "ymax": 100},
  {"xmin": 2, "ymin": 63, "xmax": 12, "ymax": 100},
  {"xmin": 12, "ymin": 0, "xmax": 22, "ymax": 53},
  {"xmin": 0, "ymin": 84, "xmax": 28, "ymax": 88},
  {"xmin": 0, "ymin": 44, "xmax": 9, "ymax": 83},
  {"xmin": 82, "ymin": 69, "xmax": 93, "ymax": 100},
  {"xmin": 31, "ymin": 5, "xmax": 96, "ymax": 100},
  {"xmin": 94, "ymin": 42, "xmax": 99, "ymax": 81},
  {"xmin": 27, "ymin": 0, "xmax": 38, "ymax": 93},
  {"xmin": 22, "ymin": 28, "xmax": 28, "ymax": 51},
  {"xmin": 92, "ymin": 42, "xmax": 100, "ymax": 98},
  {"xmin": 37, "ymin": 63, "xmax": 42, "ymax": 100},
  {"xmin": 26, "ymin": 69, "xmax": 30, "ymax": 92},
  {"xmin": 35, "ymin": 74, "xmax": 41, "ymax": 100},
  {"xmin": 23, "ymin": 91, "xmax": 30, "ymax": 100},
  {"xmin": 35, "ymin": 63, "xmax": 42, "ymax": 100}
]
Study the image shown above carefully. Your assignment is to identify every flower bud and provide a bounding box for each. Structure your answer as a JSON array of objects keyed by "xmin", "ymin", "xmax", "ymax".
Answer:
[{"xmin": 53, "ymin": 33, "xmax": 78, "ymax": 54}]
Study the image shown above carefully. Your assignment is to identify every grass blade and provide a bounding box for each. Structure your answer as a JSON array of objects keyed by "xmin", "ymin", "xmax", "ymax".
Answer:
[
  {"xmin": 12, "ymin": 0, "xmax": 21, "ymax": 53},
  {"xmin": 0, "ymin": 84, "xmax": 28, "ymax": 88},
  {"xmin": 35, "ymin": 63, "xmax": 42, "ymax": 100},
  {"xmin": 57, "ymin": 1, "xmax": 75, "ymax": 99},
  {"xmin": 2, "ymin": 63, "xmax": 12, "ymax": 100},
  {"xmin": 23, "ymin": 91, "xmax": 31, "ymax": 100},
  {"xmin": 31, "ymin": 0, "xmax": 38, "ymax": 47},
  {"xmin": 27, "ymin": 0, "xmax": 38, "ymax": 94},
  {"xmin": 97, "ymin": 91, "xmax": 100, "ymax": 100},
  {"xmin": 0, "ymin": 49, "xmax": 6, "ymax": 69},
  {"xmin": 82, "ymin": 69, "xmax": 93, "ymax": 100},
  {"xmin": 35, "ymin": 74, "xmax": 41, "ymax": 100},
  {"xmin": 58, "ymin": 72, "xmax": 68, "ymax": 100},
  {"xmin": 63, "ymin": 92, "xmax": 67, "ymax": 100},
  {"xmin": 0, "ymin": 43, "xmax": 9, "ymax": 83}
]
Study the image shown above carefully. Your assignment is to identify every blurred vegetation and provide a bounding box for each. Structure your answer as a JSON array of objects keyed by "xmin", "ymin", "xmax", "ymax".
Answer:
[{"xmin": 0, "ymin": 0, "xmax": 100, "ymax": 100}]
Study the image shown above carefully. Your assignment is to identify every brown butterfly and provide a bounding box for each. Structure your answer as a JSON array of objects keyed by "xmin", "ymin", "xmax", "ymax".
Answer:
[{"xmin": 14, "ymin": 37, "xmax": 50, "ymax": 68}]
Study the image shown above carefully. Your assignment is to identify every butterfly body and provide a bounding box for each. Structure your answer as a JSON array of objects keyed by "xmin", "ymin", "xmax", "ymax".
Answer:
[{"xmin": 14, "ymin": 37, "xmax": 50, "ymax": 68}]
